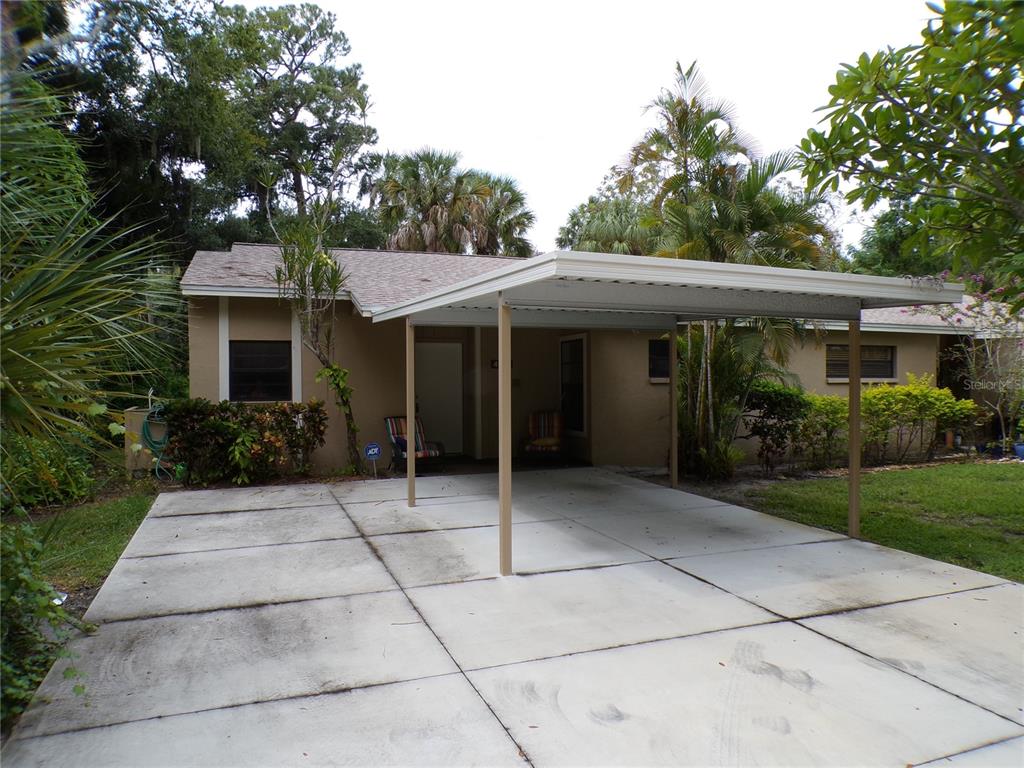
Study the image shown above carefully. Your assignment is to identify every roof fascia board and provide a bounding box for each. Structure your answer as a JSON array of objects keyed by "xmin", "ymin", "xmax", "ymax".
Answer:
[
  {"xmin": 371, "ymin": 251, "xmax": 963, "ymax": 323},
  {"xmin": 409, "ymin": 307, "xmax": 675, "ymax": 330},
  {"xmin": 180, "ymin": 284, "xmax": 360, "ymax": 309},
  {"xmin": 550, "ymin": 250, "xmax": 964, "ymax": 305},
  {"xmin": 818, "ymin": 321, "xmax": 965, "ymax": 335},
  {"xmin": 371, "ymin": 254, "xmax": 559, "ymax": 322}
]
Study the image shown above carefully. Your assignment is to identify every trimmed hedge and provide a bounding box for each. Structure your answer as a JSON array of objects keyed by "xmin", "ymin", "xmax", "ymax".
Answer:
[
  {"xmin": 744, "ymin": 375, "xmax": 977, "ymax": 473},
  {"xmin": 163, "ymin": 399, "xmax": 328, "ymax": 486}
]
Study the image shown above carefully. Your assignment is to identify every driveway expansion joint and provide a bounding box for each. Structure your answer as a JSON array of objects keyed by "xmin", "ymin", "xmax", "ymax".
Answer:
[{"xmin": 331, "ymin": 489, "xmax": 535, "ymax": 767}]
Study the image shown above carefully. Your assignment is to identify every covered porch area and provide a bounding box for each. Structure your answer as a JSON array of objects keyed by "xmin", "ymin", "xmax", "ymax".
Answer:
[{"xmin": 375, "ymin": 250, "xmax": 963, "ymax": 575}]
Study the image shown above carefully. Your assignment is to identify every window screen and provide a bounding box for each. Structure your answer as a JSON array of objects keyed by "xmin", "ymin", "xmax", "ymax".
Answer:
[
  {"xmin": 649, "ymin": 339, "xmax": 670, "ymax": 379},
  {"xmin": 826, "ymin": 344, "xmax": 895, "ymax": 380},
  {"xmin": 560, "ymin": 338, "xmax": 585, "ymax": 433},
  {"xmin": 229, "ymin": 341, "xmax": 292, "ymax": 401}
]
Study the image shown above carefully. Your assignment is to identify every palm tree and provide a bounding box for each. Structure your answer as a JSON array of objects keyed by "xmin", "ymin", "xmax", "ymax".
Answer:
[
  {"xmin": 617, "ymin": 61, "xmax": 754, "ymax": 216},
  {"xmin": 373, "ymin": 149, "xmax": 535, "ymax": 256},
  {"xmin": 561, "ymin": 196, "xmax": 656, "ymax": 256},
  {"xmin": 373, "ymin": 149, "xmax": 489, "ymax": 253},
  {"xmin": 469, "ymin": 174, "xmax": 535, "ymax": 257},
  {"xmin": 617, "ymin": 62, "xmax": 838, "ymax": 478}
]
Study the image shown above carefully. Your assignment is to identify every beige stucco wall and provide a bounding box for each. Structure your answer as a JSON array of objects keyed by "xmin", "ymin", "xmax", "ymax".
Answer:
[
  {"xmin": 589, "ymin": 330, "xmax": 673, "ymax": 467},
  {"xmin": 187, "ymin": 296, "xmax": 944, "ymax": 473},
  {"xmin": 788, "ymin": 330, "xmax": 941, "ymax": 396},
  {"xmin": 187, "ymin": 297, "xmax": 219, "ymax": 400}
]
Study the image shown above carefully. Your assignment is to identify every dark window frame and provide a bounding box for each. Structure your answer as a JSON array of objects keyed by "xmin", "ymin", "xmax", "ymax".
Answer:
[
  {"xmin": 826, "ymin": 344, "xmax": 896, "ymax": 380},
  {"xmin": 229, "ymin": 340, "xmax": 292, "ymax": 402},
  {"xmin": 648, "ymin": 338, "xmax": 670, "ymax": 380}
]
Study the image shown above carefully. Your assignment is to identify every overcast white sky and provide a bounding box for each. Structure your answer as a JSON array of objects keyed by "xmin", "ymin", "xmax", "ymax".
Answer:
[{"xmin": 245, "ymin": 0, "xmax": 932, "ymax": 252}]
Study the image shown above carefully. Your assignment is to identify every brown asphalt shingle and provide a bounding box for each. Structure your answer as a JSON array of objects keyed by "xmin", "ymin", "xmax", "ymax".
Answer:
[{"xmin": 181, "ymin": 243, "xmax": 522, "ymax": 313}]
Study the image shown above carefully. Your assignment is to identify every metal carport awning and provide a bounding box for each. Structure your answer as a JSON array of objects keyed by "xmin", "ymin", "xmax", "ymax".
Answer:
[{"xmin": 374, "ymin": 250, "xmax": 963, "ymax": 576}]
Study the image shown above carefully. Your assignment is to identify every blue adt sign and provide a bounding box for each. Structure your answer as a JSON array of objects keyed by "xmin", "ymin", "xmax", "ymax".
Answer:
[{"xmin": 364, "ymin": 442, "xmax": 382, "ymax": 460}]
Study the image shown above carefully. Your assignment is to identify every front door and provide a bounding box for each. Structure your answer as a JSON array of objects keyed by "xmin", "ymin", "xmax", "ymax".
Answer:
[{"xmin": 414, "ymin": 342, "xmax": 463, "ymax": 454}]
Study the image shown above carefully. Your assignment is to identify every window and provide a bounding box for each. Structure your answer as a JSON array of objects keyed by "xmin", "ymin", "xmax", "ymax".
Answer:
[
  {"xmin": 229, "ymin": 341, "xmax": 291, "ymax": 401},
  {"xmin": 826, "ymin": 344, "xmax": 895, "ymax": 380},
  {"xmin": 648, "ymin": 339, "xmax": 670, "ymax": 380},
  {"xmin": 560, "ymin": 337, "xmax": 585, "ymax": 433}
]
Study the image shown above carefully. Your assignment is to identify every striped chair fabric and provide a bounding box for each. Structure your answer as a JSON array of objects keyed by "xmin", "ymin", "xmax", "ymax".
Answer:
[
  {"xmin": 384, "ymin": 416, "xmax": 443, "ymax": 460},
  {"xmin": 525, "ymin": 411, "xmax": 564, "ymax": 453}
]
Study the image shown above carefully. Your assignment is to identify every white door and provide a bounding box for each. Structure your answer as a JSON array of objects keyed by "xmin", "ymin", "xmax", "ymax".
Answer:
[{"xmin": 414, "ymin": 342, "xmax": 463, "ymax": 454}]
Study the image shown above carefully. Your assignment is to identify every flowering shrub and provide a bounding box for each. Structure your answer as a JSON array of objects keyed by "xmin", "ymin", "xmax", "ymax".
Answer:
[{"xmin": 163, "ymin": 399, "xmax": 328, "ymax": 486}]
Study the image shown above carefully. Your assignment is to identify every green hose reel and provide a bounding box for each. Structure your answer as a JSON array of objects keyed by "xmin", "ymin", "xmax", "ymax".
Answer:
[{"xmin": 142, "ymin": 405, "xmax": 172, "ymax": 481}]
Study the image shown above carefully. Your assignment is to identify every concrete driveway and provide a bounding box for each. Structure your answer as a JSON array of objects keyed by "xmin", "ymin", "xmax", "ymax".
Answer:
[{"xmin": 4, "ymin": 468, "xmax": 1022, "ymax": 766}]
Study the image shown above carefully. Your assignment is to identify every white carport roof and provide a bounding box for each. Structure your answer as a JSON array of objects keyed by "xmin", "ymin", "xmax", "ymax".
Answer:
[
  {"xmin": 372, "ymin": 250, "xmax": 963, "ymax": 329},
  {"xmin": 384, "ymin": 251, "xmax": 964, "ymax": 577}
]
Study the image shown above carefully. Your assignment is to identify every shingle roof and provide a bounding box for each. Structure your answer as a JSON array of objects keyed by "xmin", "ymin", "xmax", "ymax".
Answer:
[
  {"xmin": 181, "ymin": 242, "xmax": 522, "ymax": 313},
  {"xmin": 182, "ymin": 242, "xmax": 974, "ymax": 331}
]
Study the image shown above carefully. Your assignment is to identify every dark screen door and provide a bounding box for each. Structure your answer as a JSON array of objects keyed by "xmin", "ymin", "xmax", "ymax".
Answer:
[{"xmin": 560, "ymin": 338, "xmax": 585, "ymax": 433}]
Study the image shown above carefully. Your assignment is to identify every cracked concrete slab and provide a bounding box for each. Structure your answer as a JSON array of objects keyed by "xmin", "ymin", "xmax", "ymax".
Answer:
[
  {"xmin": 16, "ymin": 590, "xmax": 456, "ymax": 739},
  {"xmin": 148, "ymin": 484, "xmax": 335, "ymax": 516},
  {"xmin": 121, "ymin": 504, "xmax": 358, "ymax": 557},
  {"xmin": 577, "ymin": 503, "xmax": 844, "ymax": 558},
  {"xmin": 468, "ymin": 621, "xmax": 1024, "ymax": 767},
  {"xmin": 4, "ymin": 675, "xmax": 525, "ymax": 767},
  {"xmin": 344, "ymin": 494, "xmax": 563, "ymax": 536},
  {"xmin": 671, "ymin": 539, "xmax": 1003, "ymax": 618},
  {"xmin": 5, "ymin": 470, "xmax": 1021, "ymax": 768},
  {"xmin": 371, "ymin": 519, "xmax": 651, "ymax": 588},
  {"xmin": 86, "ymin": 537, "xmax": 395, "ymax": 621},
  {"xmin": 407, "ymin": 561, "xmax": 776, "ymax": 669},
  {"xmin": 803, "ymin": 583, "xmax": 1024, "ymax": 724}
]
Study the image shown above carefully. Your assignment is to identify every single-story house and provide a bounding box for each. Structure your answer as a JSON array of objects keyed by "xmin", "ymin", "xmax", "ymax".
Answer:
[{"xmin": 181, "ymin": 243, "xmax": 968, "ymax": 473}]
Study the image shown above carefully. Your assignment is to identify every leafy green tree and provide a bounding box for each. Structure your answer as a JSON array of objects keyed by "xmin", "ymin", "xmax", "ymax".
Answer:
[
  {"xmin": 373, "ymin": 149, "xmax": 535, "ymax": 255},
  {"xmin": 849, "ymin": 199, "xmax": 952, "ymax": 277},
  {"xmin": 801, "ymin": 1, "xmax": 1023, "ymax": 305},
  {"xmin": 70, "ymin": 1, "xmax": 379, "ymax": 260},
  {"xmin": 73, "ymin": 0, "xmax": 254, "ymax": 258},
  {"xmin": 223, "ymin": 3, "xmax": 377, "ymax": 219}
]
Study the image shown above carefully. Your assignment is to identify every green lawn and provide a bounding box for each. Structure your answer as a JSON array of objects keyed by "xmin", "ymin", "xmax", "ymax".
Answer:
[
  {"xmin": 37, "ymin": 492, "xmax": 156, "ymax": 591},
  {"xmin": 742, "ymin": 463, "xmax": 1024, "ymax": 583}
]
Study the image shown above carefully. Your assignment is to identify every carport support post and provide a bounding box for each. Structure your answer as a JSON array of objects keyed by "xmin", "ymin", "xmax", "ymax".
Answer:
[
  {"xmin": 669, "ymin": 323, "xmax": 679, "ymax": 488},
  {"xmin": 848, "ymin": 317, "xmax": 861, "ymax": 538},
  {"xmin": 406, "ymin": 317, "xmax": 416, "ymax": 507},
  {"xmin": 498, "ymin": 295, "xmax": 512, "ymax": 576}
]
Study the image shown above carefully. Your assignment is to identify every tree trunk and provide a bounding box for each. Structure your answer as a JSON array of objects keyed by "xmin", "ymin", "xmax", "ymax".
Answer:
[
  {"xmin": 341, "ymin": 395, "xmax": 364, "ymax": 474},
  {"xmin": 292, "ymin": 168, "xmax": 306, "ymax": 217}
]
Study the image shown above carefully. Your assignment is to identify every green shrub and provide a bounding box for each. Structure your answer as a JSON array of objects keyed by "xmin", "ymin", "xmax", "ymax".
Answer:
[
  {"xmin": 1, "ymin": 520, "xmax": 80, "ymax": 732},
  {"xmin": 1, "ymin": 435, "xmax": 95, "ymax": 509},
  {"xmin": 797, "ymin": 395, "xmax": 848, "ymax": 468},
  {"xmin": 744, "ymin": 381, "xmax": 811, "ymax": 475},
  {"xmin": 163, "ymin": 399, "xmax": 329, "ymax": 486},
  {"xmin": 861, "ymin": 374, "xmax": 976, "ymax": 464}
]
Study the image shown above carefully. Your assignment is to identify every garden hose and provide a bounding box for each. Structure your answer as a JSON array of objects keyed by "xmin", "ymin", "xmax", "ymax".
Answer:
[{"xmin": 142, "ymin": 405, "xmax": 173, "ymax": 481}]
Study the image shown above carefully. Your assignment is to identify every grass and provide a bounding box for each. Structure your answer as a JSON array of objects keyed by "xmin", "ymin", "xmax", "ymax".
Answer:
[
  {"xmin": 741, "ymin": 462, "xmax": 1024, "ymax": 583},
  {"xmin": 36, "ymin": 491, "xmax": 156, "ymax": 591}
]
